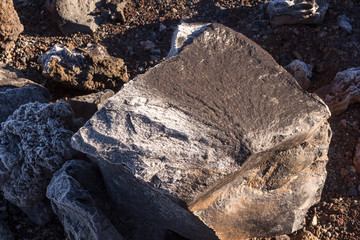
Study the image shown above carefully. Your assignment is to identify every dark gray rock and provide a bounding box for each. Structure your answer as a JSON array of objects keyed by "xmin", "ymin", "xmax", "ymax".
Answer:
[
  {"xmin": 46, "ymin": 0, "xmax": 101, "ymax": 35},
  {"xmin": 68, "ymin": 89, "xmax": 114, "ymax": 121},
  {"xmin": 72, "ymin": 23, "xmax": 330, "ymax": 239},
  {"xmin": 0, "ymin": 101, "xmax": 75, "ymax": 225},
  {"xmin": 337, "ymin": 14, "xmax": 352, "ymax": 33},
  {"xmin": 267, "ymin": 0, "xmax": 329, "ymax": 26},
  {"xmin": 47, "ymin": 160, "xmax": 124, "ymax": 240},
  {"xmin": 0, "ymin": 65, "xmax": 49, "ymax": 123}
]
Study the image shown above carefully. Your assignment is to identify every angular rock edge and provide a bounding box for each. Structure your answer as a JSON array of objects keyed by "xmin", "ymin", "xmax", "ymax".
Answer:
[{"xmin": 72, "ymin": 23, "xmax": 331, "ymax": 239}]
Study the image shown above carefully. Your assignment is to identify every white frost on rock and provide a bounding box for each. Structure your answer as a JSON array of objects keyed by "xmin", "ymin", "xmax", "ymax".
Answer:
[
  {"xmin": 37, "ymin": 45, "xmax": 86, "ymax": 78},
  {"xmin": 166, "ymin": 22, "xmax": 210, "ymax": 59}
]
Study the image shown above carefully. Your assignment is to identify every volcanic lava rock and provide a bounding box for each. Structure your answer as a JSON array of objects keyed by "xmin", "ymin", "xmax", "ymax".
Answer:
[
  {"xmin": 267, "ymin": 0, "xmax": 329, "ymax": 26},
  {"xmin": 72, "ymin": 23, "xmax": 331, "ymax": 239},
  {"xmin": 324, "ymin": 67, "xmax": 360, "ymax": 115},
  {"xmin": 38, "ymin": 44, "xmax": 128, "ymax": 91},
  {"xmin": 47, "ymin": 160, "xmax": 124, "ymax": 240},
  {"xmin": 0, "ymin": 101, "xmax": 76, "ymax": 225},
  {"xmin": 285, "ymin": 59, "xmax": 312, "ymax": 90},
  {"xmin": 0, "ymin": 65, "xmax": 49, "ymax": 124},
  {"xmin": 46, "ymin": 0, "xmax": 101, "ymax": 35},
  {"xmin": 0, "ymin": 0, "xmax": 24, "ymax": 52}
]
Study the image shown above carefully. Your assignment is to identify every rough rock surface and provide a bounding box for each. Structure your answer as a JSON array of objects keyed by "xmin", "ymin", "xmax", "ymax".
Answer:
[
  {"xmin": 285, "ymin": 59, "xmax": 312, "ymax": 90},
  {"xmin": 0, "ymin": 65, "xmax": 49, "ymax": 123},
  {"xmin": 47, "ymin": 160, "xmax": 124, "ymax": 240},
  {"xmin": 0, "ymin": 0, "xmax": 24, "ymax": 52},
  {"xmin": 72, "ymin": 23, "xmax": 331, "ymax": 239},
  {"xmin": 267, "ymin": 0, "xmax": 329, "ymax": 26},
  {"xmin": 38, "ymin": 44, "xmax": 128, "ymax": 91},
  {"xmin": 0, "ymin": 101, "xmax": 75, "ymax": 225},
  {"xmin": 68, "ymin": 89, "xmax": 114, "ymax": 120},
  {"xmin": 324, "ymin": 67, "xmax": 360, "ymax": 115},
  {"xmin": 46, "ymin": 0, "xmax": 100, "ymax": 35}
]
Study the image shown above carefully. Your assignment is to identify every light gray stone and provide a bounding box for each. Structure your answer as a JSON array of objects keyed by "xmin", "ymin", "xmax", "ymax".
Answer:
[
  {"xmin": 0, "ymin": 100, "xmax": 75, "ymax": 225},
  {"xmin": 72, "ymin": 23, "xmax": 330, "ymax": 239},
  {"xmin": 46, "ymin": 0, "xmax": 101, "ymax": 35},
  {"xmin": 47, "ymin": 160, "xmax": 124, "ymax": 240},
  {"xmin": 324, "ymin": 67, "xmax": 360, "ymax": 115},
  {"xmin": 0, "ymin": 65, "xmax": 49, "ymax": 123},
  {"xmin": 285, "ymin": 59, "xmax": 312, "ymax": 90},
  {"xmin": 267, "ymin": 0, "xmax": 329, "ymax": 26}
]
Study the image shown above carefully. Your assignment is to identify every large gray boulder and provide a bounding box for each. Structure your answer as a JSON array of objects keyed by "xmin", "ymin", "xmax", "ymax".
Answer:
[
  {"xmin": 46, "ymin": 0, "xmax": 101, "ymax": 35},
  {"xmin": 0, "ymin": 65, "xmax": 49, "ymax": 123},
  {"xmin": 267, "ymin": 0, "xmax": 329, "ymax": 26},
  {"xmin": 0, "ymin": 101, "xmax": 75, "ymax": 225},
  {"xmin": 47, "ymin": 160, "xmax": 124, "ymax": 240},
  {"xmin": 72, "ymin": 23, "xmax": 331, "ymax": 239}
]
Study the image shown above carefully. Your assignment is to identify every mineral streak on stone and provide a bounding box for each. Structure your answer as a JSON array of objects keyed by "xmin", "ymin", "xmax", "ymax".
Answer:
[
  {"xmin": 0, "ymin": 101, "xmax": 75, "ymax": 225},
  {"xmin": 72, "ymin": 23, "xmax": 331, "ymax": 239},
  {"xmin": 324, "ymin": 67, "xmax": 360, "ymax": 115},
  {"xmin": 45, "ymin": 0, "xmax": 101, "ymax": 35},
  {"xmin": 267, "ymin": 0, "xmax": 329, "ymax": 26},
  {"xmin": 0, "ymin": 65, "xmax": 49, "ymax": 123},
  {"xmin": 0, "ymin": 0, "xmax": 24, "ymax": 52},
  {"xmin": 167, "ymin": 22, "xmax": 210, "ymax": 59},
  {"xmin": 47, "ymin": 160, "xmax": 124, "ymax": 240},
  {"xmin": 38, "ymin": 44, "xmax": 128, "ymax": 91},
  {"xmin": 285, "ymin": 59, "xmax": 312, "ymax": 90}
]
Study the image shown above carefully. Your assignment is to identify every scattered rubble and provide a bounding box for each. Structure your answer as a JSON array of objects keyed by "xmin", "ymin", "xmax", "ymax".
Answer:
[{"xmin": 38, "ymin": 43, "xmax": 128, "ymax": 91}]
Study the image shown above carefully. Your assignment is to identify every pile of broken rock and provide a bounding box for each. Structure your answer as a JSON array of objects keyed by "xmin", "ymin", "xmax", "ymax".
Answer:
[{"xmin": 1, "ymin": 0, "xmax": 360, "ymax": 240}]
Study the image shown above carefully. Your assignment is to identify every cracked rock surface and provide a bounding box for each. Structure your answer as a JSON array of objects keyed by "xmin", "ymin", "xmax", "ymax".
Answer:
[{"xmin": 72, "ymin": 23, "xmax": 331, "ymax": 239}]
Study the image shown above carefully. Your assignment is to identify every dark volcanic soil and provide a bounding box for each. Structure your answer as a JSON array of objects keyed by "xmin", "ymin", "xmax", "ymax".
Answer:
[{"xmin": 0, "ymin": 0, "xmax": 359, "ymax": 239}]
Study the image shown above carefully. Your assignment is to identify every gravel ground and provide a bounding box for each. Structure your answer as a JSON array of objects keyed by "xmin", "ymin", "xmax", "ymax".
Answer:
[{"xmin": 0, "ymin": 0, "xmax": 359, "ymax": 239}]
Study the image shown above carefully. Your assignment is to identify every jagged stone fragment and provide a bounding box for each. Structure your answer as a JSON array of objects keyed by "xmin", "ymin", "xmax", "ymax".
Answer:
[
  {"xmin": 47, "ymin": 160, "xmax": 124, "ymax": 240},
  {"xmin": 285, "ymin": 59, "xmax": 312, "ymax": 90},
  {"xmin": 0, "ymin": 0, "xmax": 24, "ymax": 52},
  {"xmin": 72, "ymin": 23, "xmax": 331, "ymax": 239},
  {"xmin": 0, "ymin": 65, "xmax": 49, "ymax": 123},
  {"xmin": 0, "ymin": 101, "xmax": 75, "ymax": 225},
  {"xmin": 38, "ymin": 44, "xmax": 128, "ymax": 91},
  {"xmin": 267, "ymin": 0, "xmax": 329, "ymax": 26},
  {"xmin": 324, "ymin": 67, "xmax": 360, "ymax": 115},
  {"xmin": 46, "ymin": 0, "xmax": 100, "ymax": 35}
]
